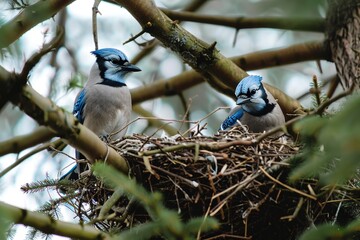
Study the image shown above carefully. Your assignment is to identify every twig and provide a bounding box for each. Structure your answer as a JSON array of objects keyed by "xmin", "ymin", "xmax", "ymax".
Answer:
[
  {"xmin": 280, "ymin": 197, "xmax": 305, "ymax": 221},
  {"xmin": 0, "ymin": 142, "xmax": 52, "ymax": 178},
  {"xmin": 312, "ymin": 75, "xmax": 322, "ymax": 107},
  {"xmin": 123, "ymin": 28, "xmax": 148, "ymax": 45},
  {"xmin": 259, "ymin": 166, "xmax": 316, "ymax": 200},
  {"xmin": 140, "ymin": 139, "xmax": 253, "ymax": 157},
  {"xmin": 92, "ymin": 0, "xmax": 102, "ymax": 50},
  {"xmin": 98, "ymin": 188, "xmax": 123, "ymax": 219},
  {"xmin": 20, "ymin": 27, "xmax": 64, "ymax": 82},
  {"xmin": 181, "ymin": 107, "xmax": 230, "ymax": 136}
]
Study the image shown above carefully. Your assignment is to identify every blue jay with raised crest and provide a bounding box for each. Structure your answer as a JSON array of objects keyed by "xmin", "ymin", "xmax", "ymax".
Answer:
[
  {"xmin": 60, "ymin": 48, "xmax": 141, "ymax": 181},
  {"xmin": 220, "ymin": 75, "xmax": 285, "ymax": 133}
]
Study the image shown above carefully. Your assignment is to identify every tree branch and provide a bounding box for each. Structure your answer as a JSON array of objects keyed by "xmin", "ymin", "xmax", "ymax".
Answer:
[
  {"xmin": 161, "ymin": 9, "xmax": 325, "ymax": 32},
  {"xmin": 10, "ymin": 84, "xmax": 128, "ymax": 174},
  {"xmin": 0, "ymin": 0, "xmax": 75, "ymax": 49},
  {"xmin": 0, "ymin": 201, "xmax": 109, "ymax": 240},
  {"xmin": 0, "ymin": 126, "xmax": 56, "ymax": 156},
  {"xmin": 133, "ymin": 105, "xmax": 179, "ymax": 135},
  {"xmin": 131, "ymin": 41, "xmax": 328, "ymax": 119},
  {"xmin": 0, "ymin": 65, "xmax": 16, "ymax": 110},
  {"xmin": 114, "ymin": 0, "xmax": 325, "ymax": 120},
  {"xmin": 0, "ymin": 141, "xmax": 54, "ymax": 178},
  {"xmin": 123, "ymin": 0, "xmax": 207, "ymax": 65}
]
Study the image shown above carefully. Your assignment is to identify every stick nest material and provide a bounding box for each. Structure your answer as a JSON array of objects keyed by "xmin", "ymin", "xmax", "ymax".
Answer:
[{"xmin": 53, "ymin": 128, "xmax": 360, "ymax": 239}]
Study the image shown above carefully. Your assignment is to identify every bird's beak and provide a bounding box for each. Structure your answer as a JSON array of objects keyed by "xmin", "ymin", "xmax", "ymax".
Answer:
[
  {"xmin": 123, "ymin": 63, "xmax": 141, "ymax": 72},
  {"xmin": 236, "ymin": 98, "xmax": 251, "ymax": 105}
]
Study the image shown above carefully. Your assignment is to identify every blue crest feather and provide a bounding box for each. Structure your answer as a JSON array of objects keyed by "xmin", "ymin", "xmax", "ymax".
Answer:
[{"xmin": 235, "ymin": 75, "xmax": 262, "ymax": 97}]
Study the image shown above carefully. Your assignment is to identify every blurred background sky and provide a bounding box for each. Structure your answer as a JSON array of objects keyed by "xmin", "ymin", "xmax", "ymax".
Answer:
[{"xmin": 0, "ymin": 0, "xmax": 336, "ymax": 239}]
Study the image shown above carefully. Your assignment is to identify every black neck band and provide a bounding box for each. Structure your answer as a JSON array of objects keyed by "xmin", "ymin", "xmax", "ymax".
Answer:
[{"xmin": 98, "ymin": 79, "xmax": 126, "ymax": 87}]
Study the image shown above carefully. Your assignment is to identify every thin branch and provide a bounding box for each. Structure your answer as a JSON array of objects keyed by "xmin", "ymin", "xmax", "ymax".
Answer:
[
  {"xmin": 161, "ymin": 9, "xmax": 325, "ymax": 32},
  {"xmin": 259, "ymin": 166, "xmax": 316, "ymax": 200},
  {"xmin": 20, "ymin": 27, "xmax": 64, "ymax": 82},
  {"xmin": 0, "ymin": 23, "xmax": 64, "ymax": 110},
  {"xmin": 312, "ymin": 75, "xmax": 322, "ymax": 107},
  {"xmin": 133, "ymin": 105, "xmax": 179, "ymax": 135},
  {"xmin": 123, "ymin": 29, "xmax": 147, "ymax": 45},
  {"xmin": 92, "ymin": 0, "xmax": 102, "ymax": 50},
  {"xmin": 98, "ymin": 188, "xmax": 123, "ymax": 219},
  {"xmin": 0, "ymin": 142, "xmax": 52, "ymax": 178},
  {"xmin": 0, "ymin": 201, "xmax": 110, "ymax": 240},
  {"xmin": 0, "ymin": 0, "xmax": 75, "ymax": 49},
  {"xmin": 139, "ymin": 139, "xmax": 253, "ymax": 157},
  {"xmin": 0, "ymin": 126, "xmax": 56, "ymax": 156}
]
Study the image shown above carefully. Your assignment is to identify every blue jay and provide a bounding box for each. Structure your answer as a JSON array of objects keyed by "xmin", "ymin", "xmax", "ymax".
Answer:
[
  {"xmin": 60, "ymin": 48, "xmax": 141, "ymax": 181},
  {"xmin": 220, "ymin": 75, "xmax": 285, "ymax": 133}
]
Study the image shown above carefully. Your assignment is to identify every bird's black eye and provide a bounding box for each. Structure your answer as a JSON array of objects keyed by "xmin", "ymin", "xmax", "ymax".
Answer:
[
  {"xmin": 250, "ymin": 89, "xmax": 257, "ymax": 95},
  {"xmin": 110, "ymin": 59, "xmax": 119, "ymax": 64}
]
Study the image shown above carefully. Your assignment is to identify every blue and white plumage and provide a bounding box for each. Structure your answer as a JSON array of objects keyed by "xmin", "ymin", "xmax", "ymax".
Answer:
[
  {"xmin": 220, "ymin": 75, "xmax": 285, "ymax": 133},
  {"xmin": 60, "ymin": 48, "xmax": 141, "ymax": 181}
]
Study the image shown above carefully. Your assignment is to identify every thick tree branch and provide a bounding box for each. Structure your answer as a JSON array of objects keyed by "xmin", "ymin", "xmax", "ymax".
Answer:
[
  {"xmin": 114, "ymin": 0, "xmax": 310, "ymax": 119},
  {"xmin": 10, "ymin": 84, "xmax": 128, "ymax": 173},
  {"xmin": 161, "ymin": 9, "xmax": 325, "ymax": 32},
  {"xmin": 124, "ymin": 0, "xmax": 207, "ymax": 64},
  {"xmin": 131, "ymin": 41, "xmax": 328, "ymax": 119},
  {"xmin": 0, "ymin": 126, "xmax": 56, "ymax": 156},
  {"xmin": 0, "ymin": 0, "xmax": 74, "ymax": 49},
  {"xmin": 0, "ymin": 65, "xmax": 15, "ymax": 110},
  {"xmin": 0, "ymin": 201, "xmax": 109, "ymax": 240}
]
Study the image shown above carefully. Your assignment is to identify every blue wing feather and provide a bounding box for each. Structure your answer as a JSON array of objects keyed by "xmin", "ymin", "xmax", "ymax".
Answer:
[
  {"xmin": 220, "ymin": 108, "xmax": 244, "ymax": 130},
  {"xmin": 59, "ymin": 89, "xmax": 87, "ymax": 183},
  {"xmin": 73, "ymin": 89, "xmax": 86, "ymax": 123}
]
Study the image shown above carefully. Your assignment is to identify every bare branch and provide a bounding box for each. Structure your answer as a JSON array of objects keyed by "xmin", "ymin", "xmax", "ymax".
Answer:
[
  {"xmin": 92, "ymin": 0, "xmax": 102, "ymax": 50},
  {"xmin": 0, "ymin": 0, "xmax": 75, "ymax": 49},
  {"xmin": 0, "ymin": 141, "xmax": 53, "ymax": 178},
  {"xmin": 161, "ymin": 9, "xmax": 325, "ymax": 32},
  {"xmin": 0, "ymin": 201, "xmax": 110, "ymax": 240},
  {"xmin": 0, "ymin": 126, "xmax": 56, "ymax": 156},
  {"xmin": 19, "ymin": 27, "xmax": 64, "ymax": 82}
]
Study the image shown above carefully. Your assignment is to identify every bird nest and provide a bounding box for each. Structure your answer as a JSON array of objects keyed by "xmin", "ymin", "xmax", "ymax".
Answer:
[{"xmin": 39, "ymin": 127, "xmax": 360, "ymax": 239}]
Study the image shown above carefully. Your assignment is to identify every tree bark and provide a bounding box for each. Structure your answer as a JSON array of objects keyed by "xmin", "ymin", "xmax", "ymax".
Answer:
[{"xmin": 326, "ymin": 0, "xmax": 360, "ymax": 88}]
